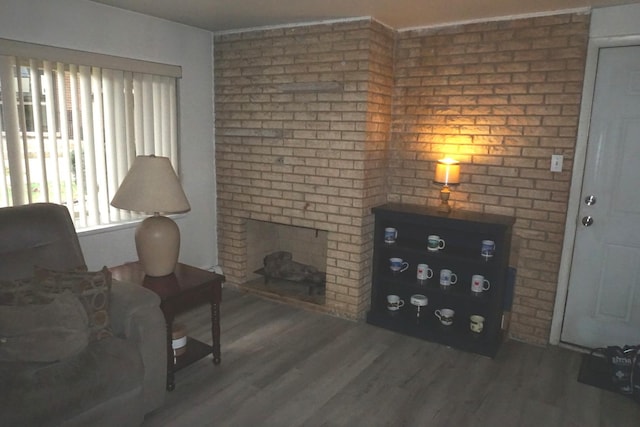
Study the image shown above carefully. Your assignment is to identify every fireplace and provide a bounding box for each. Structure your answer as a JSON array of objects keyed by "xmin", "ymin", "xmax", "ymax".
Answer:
[
  {"xmin": 245, "ymin": 220, "xmax": 328, "ymax": 305},
  {"xmin": 214, "ymin": 19, "xmax": 395, "ymax": 319}
]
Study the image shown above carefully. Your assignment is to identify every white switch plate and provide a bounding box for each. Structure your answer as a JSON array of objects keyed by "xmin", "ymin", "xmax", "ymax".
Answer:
[{"xmin": 550, "ymin": 154, "xmax": 563, "ymax": 172}]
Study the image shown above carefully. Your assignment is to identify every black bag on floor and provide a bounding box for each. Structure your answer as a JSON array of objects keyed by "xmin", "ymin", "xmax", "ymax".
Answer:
[{"xmin": 590, "ymin": 345, "xmax": 640, "ymax": 396}]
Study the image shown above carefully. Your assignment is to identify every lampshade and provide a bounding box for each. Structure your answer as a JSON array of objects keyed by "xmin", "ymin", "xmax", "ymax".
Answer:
[
  {"xmin": 111, "ymin": 155, "xmax": 190, "ymax": 277},
  {"xmin": 434, "ymin": 158, "xmax": 460, "ymax": 186},
  {"xmin": 111, "ymin": 155, "xmax": 190, "ymax": 214}
]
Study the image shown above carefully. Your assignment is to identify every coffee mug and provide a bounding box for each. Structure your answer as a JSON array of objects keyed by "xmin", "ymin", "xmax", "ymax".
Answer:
[
  {"xmin": 389, "ymin": 257, "xmax": 409, "ymax": 273},
  {"xmin": 471, "ymin": 274, "xmax": 491, "ymax": 293},
  {"xmin": 384, "ymin": 227, "xmax": 398, "ymax": 244},
  {"xmin": 439, "ymin": 269, "xmax": 458, "ymax": 287},
  {"xmin": 481, "ymin": 240, "xmax": 495, "ymax": 258},
  {"xmin": 470, "ymin": 315, "xmax": 485, "ymax": 333},
  {"xmin": 387, "ymin": 294, "xmax": 405, "ymax": 311},
  {"xmin": 416, "ymin": 263, "xmax": 433, "ymax": 281},
  {"xmin": 427, "ymin": 235, "xmax": 446, "ymax": 252},
  {"xmin": 434, "ymin": 308, "xmax": 455, "ymax": 326}
]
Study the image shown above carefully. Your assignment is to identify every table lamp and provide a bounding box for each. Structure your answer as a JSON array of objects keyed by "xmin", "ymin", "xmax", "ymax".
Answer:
[
  {"xmin": 111, "ymin": 155, "xmax": 190, "ymax": 277},
  {"xmin": 434, "ymin": 158, "xmax": 460, "ymax": 213}
]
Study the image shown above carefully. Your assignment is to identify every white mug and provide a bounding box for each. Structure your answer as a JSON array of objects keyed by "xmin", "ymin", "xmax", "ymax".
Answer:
[
  {"xmin": 389, "ymin": 257, "xmax": 409, "ymax": 273},
  {"xmin": 471, "ymin": 274, "xmax": 491, "ymax": 293},
  {"xmin": 385, "ymin": 227, "xmax": 398, "ymax": 244},
  {"xmin": 427, "ymin": 235, "xmax": 446, "ymax": 252},
  {"xmin": 416, "ymin": 263, "xmax": 433, "ymax": 281},
  {"xmin": 470, "ymin": 315, "xmax": 485, "ymax": 333},
  {"xmin": 387, "ymin": 294, "xmax": 405, "ymax": 311},
  {"xmin": 434, "ymin": 308, "xmax": 455, "ymax": 325},
  {"xmin": 439, "ymin": 269, "xmax": 458, "ymax": 287}
]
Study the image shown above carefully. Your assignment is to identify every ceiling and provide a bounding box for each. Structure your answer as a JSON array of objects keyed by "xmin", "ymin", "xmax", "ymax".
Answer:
[{"xmin": 88, "ymin": 0, "xmax": 638, "ymax": 33}]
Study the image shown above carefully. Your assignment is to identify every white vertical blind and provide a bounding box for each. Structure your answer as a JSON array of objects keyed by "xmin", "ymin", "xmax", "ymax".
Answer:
[
  {"xmin": 80, "ymin": 65, "xmax": 99, "ymax": 226},
  {"xmin": 0, "ymin": 56, "xmax": 26, "ymax": 205},
  {"xmin": 29, "ymin": 59, "xmax": 48, "ymax": 202},
  {"xmin": 0, "ymin": 50, "xmax": 179, "ymax": 229},
  {"xmin": 56, "ymin": 62, "xmax": 74, "ymax": 210},
  {"xmin": 141, "ymin": 74, "xmax": 154, "ymax": 155},
  {"xmin": 42, "ymin": 60, "xmax": 61, "ymax": 203}
]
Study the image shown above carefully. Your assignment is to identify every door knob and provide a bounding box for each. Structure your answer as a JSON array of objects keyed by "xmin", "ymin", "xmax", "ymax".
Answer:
[
  {"xmin": 581, "ymin": 216, "xmax": 594, "ymax": 227},
  {"xmin": 584, "ymin": 195, "xmax": 597, "ymax": 206}
]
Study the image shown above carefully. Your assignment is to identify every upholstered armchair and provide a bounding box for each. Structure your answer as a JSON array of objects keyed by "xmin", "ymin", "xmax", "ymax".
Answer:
[{"xmin": 0, "ymin": 203, "xmax": 166, "ymax": 426}]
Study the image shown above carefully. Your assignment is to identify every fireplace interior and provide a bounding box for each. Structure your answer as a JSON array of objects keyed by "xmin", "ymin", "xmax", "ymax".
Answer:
[{"xmin": 244, "ymin": 220, "xmax": 328, "ymax": 305}]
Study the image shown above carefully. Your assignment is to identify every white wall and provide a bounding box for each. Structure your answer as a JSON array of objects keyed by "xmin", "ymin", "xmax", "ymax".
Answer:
[{"xmin": 0, "ymin": 0, "xmax": 217, "ymax": 270}]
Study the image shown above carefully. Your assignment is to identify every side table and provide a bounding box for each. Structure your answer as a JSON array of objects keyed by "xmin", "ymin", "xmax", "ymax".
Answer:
[{"xmin": 110, "ymin": 261, "xmax": 224, "ymax": 391}]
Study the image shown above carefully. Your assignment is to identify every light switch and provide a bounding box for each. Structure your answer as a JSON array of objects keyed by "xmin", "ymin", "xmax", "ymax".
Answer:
[{"xmin": 550, "ymin": 154, "xmax": 563, "ymax": 172}]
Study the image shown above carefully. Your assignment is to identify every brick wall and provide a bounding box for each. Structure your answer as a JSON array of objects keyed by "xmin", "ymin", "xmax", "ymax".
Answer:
[
  {"xmin": 214, "ymin": 12, "xmax": 591, "ymax": 344},
  {"xmin": 390, "ymin": 13, "xmax": 590, "ymax": 344},
  {"xmin": 215, "ymin": 20, "xmax": 395, "ymax": 319}
]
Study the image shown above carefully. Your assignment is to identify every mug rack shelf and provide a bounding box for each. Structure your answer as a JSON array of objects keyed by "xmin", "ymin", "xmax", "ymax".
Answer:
[{"xmin": 366, "ymin": 203, "xmax": 515, "ymax": 358}]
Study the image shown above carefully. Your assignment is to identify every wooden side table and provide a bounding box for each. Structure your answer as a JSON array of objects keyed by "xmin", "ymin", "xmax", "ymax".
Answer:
[{"xmin": 110, "ymin": 261, "xmax": 224, "ymax": 391}]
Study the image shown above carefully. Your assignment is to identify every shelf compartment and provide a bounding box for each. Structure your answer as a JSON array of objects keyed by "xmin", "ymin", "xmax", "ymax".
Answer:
[
  {"xmin": 173, "ymin": 337, "xmax": 213, "ymax": 371},
  {"xmin": 366, "ymin": 310, "xmax": 501, "ymax": 358}
]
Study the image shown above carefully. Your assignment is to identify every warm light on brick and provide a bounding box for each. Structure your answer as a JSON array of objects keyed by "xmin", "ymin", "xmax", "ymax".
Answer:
[{"xmin": 215, "ymin": 12, "xmax": 590, "ymax": 345}]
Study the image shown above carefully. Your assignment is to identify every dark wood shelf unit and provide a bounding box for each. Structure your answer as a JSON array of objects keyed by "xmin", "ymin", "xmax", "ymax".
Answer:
[{"xmin": 367, "ymin": 203, "xmax": 515, "ymax": 358}]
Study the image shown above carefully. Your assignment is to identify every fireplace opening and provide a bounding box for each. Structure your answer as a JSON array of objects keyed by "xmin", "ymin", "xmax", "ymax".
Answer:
[{"xmin": 245, "ymin": 220, "xmax": 328, "ymax": 305}]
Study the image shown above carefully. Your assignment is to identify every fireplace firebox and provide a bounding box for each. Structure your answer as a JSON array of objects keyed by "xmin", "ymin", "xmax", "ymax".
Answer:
[{"xmin": 244, "ymin": 220, "xmax": 328, "ymax": 305}]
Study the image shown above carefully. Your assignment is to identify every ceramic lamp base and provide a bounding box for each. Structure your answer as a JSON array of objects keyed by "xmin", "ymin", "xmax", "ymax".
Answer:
[
  {"xmin": 437, "ymin": 186, "xmax": 452, "ymax": 213},
  {"xmin": 135, "ymin": 214, "xmax": 180, "ymax": 277}
]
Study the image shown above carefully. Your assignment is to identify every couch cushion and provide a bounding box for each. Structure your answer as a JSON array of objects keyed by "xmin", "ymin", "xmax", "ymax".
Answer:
[
  {"xmin": 0, "ymin": 335, "xmax": 144, "ymax": 427},
  {"xmin": 0, "ymin": 282, "xmax": 89, "ymax": 362},
  {"xmin": 35, "ymin": 266, "xmax": 113, "ymax": 341}
]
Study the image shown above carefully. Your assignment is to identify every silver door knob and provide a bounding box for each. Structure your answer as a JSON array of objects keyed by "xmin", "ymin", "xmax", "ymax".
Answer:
[
  {"xmin": 582, "ymin": 216, "xmax": 594, "ymax": 227},
  {"xmin": 584, "ymin": 195, "xmax": 597, "ymax": 206}
]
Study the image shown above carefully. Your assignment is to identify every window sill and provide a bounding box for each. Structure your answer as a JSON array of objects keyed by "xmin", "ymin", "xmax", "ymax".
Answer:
[{"xmin": 76, "ymin": 213, "xmax": 188, "ymax": 238}]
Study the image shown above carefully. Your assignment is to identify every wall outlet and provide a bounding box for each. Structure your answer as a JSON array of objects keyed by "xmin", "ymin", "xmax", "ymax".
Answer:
[{"xmin": 550, "ymin": 154, "xmax": 563, "ymax": 172}]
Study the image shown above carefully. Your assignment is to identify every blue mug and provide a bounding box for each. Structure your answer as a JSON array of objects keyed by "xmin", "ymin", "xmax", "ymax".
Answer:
[
  {"xmin": 384, "ymin": 227, "xmax": 398, "ymax": 243},
  {"xmin": 389, "ymin": 257, "xmax": 409, "ymax": 273},
  {"xmin": 481, "ymin": 240, "xmax": 495, "ymax": 258}
]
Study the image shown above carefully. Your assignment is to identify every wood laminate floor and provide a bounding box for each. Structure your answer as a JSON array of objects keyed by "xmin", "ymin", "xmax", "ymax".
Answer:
[{"xmin": 142, "ymin": 289, "xmax": 640, "ymax": 427}]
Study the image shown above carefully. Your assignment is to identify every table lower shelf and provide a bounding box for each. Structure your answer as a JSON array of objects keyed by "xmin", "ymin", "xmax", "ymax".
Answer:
[
  {"xmin": 174, "ymin": 337, "xmax": 213, "ymax": 371},
  {"xmin": 366, "ymin": 310, "xmax": 501, "ymax": 358}
]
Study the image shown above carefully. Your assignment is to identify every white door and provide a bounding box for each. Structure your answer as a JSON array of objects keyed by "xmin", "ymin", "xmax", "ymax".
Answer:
[{"xmin": 561, "ymin": 46, "xmax": 640, "ymax": 349}]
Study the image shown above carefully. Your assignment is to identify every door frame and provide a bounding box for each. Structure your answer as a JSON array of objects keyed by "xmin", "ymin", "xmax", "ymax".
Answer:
[{"xmin": 550, "ymin": 5, "xmax": 640, "ymax": 345}]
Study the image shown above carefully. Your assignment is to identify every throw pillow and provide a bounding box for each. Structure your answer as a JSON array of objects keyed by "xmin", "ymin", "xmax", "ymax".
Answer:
[
  {"xmin": 0, "ymin": 278, "xmax": 46, "ymax": 306},
  {"xmin": 34, "ymin": 266, "xmax": 113, "ymax": 341},
  {"xmin": 0, "ymin": 291, "xmax": 89, "ymax": 362}
]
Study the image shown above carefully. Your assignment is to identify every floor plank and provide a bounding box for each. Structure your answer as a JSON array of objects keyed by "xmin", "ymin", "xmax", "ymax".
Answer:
[{"xmin": 142, "ymin": 289, "xmax": 640, "ymax": 427}]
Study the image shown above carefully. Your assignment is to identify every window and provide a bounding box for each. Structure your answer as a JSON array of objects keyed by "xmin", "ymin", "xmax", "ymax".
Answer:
[{"xmin": 0, "ymin": 38, "xmax": 181, "ymax": 229}]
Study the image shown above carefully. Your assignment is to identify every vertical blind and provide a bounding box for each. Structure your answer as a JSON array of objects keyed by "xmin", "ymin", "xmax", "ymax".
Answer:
[{"xmin": 0, "ymin": 45, "xmax": 180, "ymax": 229}]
